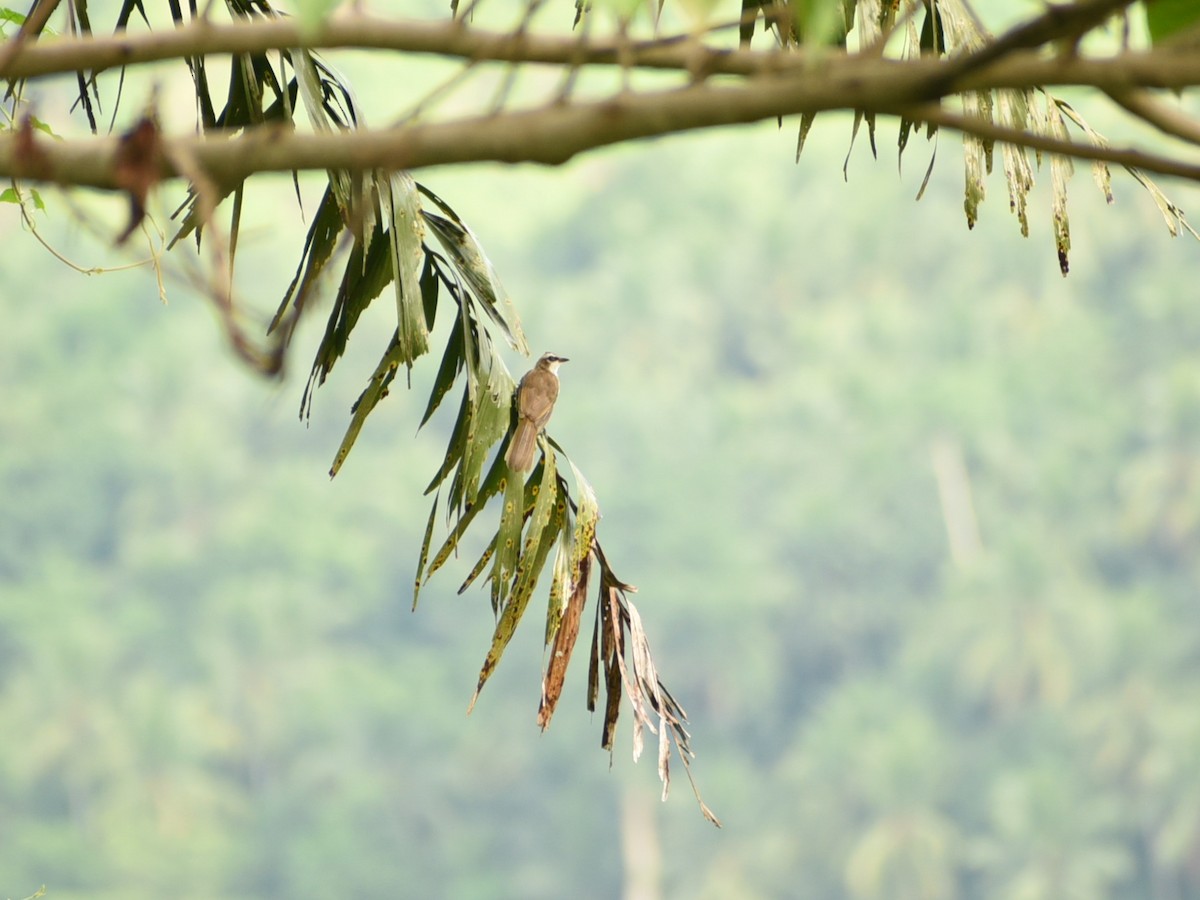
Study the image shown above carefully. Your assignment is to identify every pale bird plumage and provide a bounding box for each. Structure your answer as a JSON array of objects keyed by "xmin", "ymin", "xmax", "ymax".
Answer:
[{"xmin": 505, "ymin": 352, "xmax": 568, "ymax": 473}]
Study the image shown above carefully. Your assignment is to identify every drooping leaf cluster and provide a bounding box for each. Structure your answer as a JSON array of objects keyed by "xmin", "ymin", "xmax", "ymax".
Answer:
[
  {"xmin": 9, "ymin": 0, "xmax": 717, "ymax": 815},
  {"xmin": 7, "ymin": 0, "xmax": 1200, "ymax": 823},
  {"xmin": 741, "ymin": 0, "xmax": 1200, "ymax": 275}
]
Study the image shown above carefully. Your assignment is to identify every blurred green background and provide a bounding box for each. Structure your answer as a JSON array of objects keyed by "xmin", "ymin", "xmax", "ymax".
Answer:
[{"xmin": 4, "ymin": 8, "xmax": 1200, "ymax": 897}]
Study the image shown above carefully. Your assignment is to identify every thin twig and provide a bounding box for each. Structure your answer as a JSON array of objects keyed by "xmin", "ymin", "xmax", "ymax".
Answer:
[
  {"xmin": 896, "ymin": 101, "xmax": 1200, "ymax": 182},
  {"xmin": 1106, "ymin": 87, "xmax": 1200, "ymax": 148},
  {"xmin": 0, "ymin": 0, "xmax": 62, "ymax": 79}
]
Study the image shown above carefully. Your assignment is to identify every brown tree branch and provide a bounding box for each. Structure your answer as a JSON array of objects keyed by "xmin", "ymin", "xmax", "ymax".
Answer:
[
  {"xmin": 2, "ymin": 11, "xmax": 1200, "ymax": 193},
  {"xmin": 894, "ymin": 101, "xmax": 1200, "ymax": 182},
  {"xmin": 3, "ymin": 52, "xmax": 1199, "ymax": 194},
  {"xmin": 0, "ymin": 0, "xmax": 61, "ymax": 78},
  {"xmin": 4, "ymin": 12, "xmax": 1200, "ymax": 89},
  {"xmin": 1105, "ymin": 87, "xmax": 1200, "ymax": 146},
  {"xmin": 0, "ymin": 15, "xmax": 769, "ymax": 80},
  {"xmin": 930, "ymin": 0, "xmax": 1141, "ymax": 91}
]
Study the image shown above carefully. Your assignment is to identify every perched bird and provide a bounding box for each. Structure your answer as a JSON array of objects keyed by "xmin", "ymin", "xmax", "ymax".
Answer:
[{"xmin": 506, "ymin": 353, "xmax": 569, "ymax": 473}]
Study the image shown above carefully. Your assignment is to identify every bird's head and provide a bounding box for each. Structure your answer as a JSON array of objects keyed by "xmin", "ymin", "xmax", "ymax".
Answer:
[{"xmin": 537, "ymin": 352, "xmax": 569, "ymax": 374}]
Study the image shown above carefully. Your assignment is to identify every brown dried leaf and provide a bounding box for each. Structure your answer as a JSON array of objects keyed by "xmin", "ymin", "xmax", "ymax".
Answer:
[
  {"xmin": 13, "ymin": 115, "xmax": 52, "ymax": 180},
  {"xmin": 112, "ymin": 117, "xmax": 163, "ymax": 244},
  {"xmin": 538, "ymin": 550, "xmax": 592, "ymax": 730}
]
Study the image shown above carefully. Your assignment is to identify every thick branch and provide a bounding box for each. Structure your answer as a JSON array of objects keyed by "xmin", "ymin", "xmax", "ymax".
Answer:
[
  {"xmin": 4, "ymin": 12, "xmax": 1200, "ymax": 91},
  {"xmin": 4, "ymin": 11, "xmax": 1200, "ymax": 193},
  {"xmin": 1106, "ymin": 87, "xmax": 1200, "ymax": 146},
  {"xmin": 0, "ymin": 15, "xmax": 782, "ymax": 80},
  {"xmin": 4, "ymin": 51, "xmax": 1200, "ymax": 192},
  {"xmin": 931, "ymin": 0, "xmax": 1141, "ymax": 90},
  {"xmin": 896, "ymin": 102, "xmax": 1200, "ymax": 182}
]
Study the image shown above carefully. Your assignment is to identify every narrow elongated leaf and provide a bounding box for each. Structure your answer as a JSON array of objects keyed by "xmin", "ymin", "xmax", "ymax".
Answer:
[
  {"xmin": 919, "ymin": 0, "xmax": 945, "ymax": 55},
  {"xmin": 418, "ymin": 184, "xmax": 529, "ymax": 354},
  {"xmin": 795, "ymin": 112, "xmax": 817, "ymax": 160},
  {"xmin": 997, "ymin": 90, "xmax": 1035, "ymax": 237},
  {"xmin": 469, "ymin": 461, "xmax": 565, "ymax": 711},
  {"xmin": 460, "ymin": 358, "xmax": 515, "ymax": 511},
  {"xmin": 413, "ymin": 494, "xmax": 440, "ymax": 609},
  {"xmin": 1128, "ymin": 168, "xmax": 1200, "ymax": 241},
  {"xmin": 382, "ymin": 172, "xmax": 429, "ymax": 365},
  {"xmin": 587, "ymin": 602, "xmax": 602, "ymax": 713},
  {"xmin": 421, "ymin": 444, "xmax": 510, "ymax": 586},
  {"xmin": 897, "ymin": 15, "xmax": 922, "ymax": 165},
  {"xmin": 538, "ymin": 547, "xmax": 592, "ymax": 730},
  {"xmin": 1053, "ymin": 98, "xmax": 1117, "ymax": 205},
  {"xmin": 328, "ymin": 332, "xmax": 405, "ymax": 477},
  {"xmin": 1046, "ymin": 96, "xmax": 1073, "ymax": 275},
  {"xmin": 600, "ymin": 587, "xmax": 624, "ymax": 750},
  {"xmin": 1054, "ymin": 98, "xmax": 1196, "ymax": 238},
  {"xmin": 425, "ymin": 211, "xmax": 527, "ymax": 352},
  {"xmin": 271, "ymin": 184, "xmax": 343, "ymax": 332},
  {"xmin": 544, "ymin": 519, "xmax": 574, "ymax": 646},
  {"xmin": 425, "ymin": 389, "xmax": 471, "ymax": 496},
  {"xmin": 1146, "ymin": 0, "xmax": 1200, "ymax": 45},
  {"xmin": 458, "ymin": 534, "xmax": 498, "ymax": 596},
  {"xmin": 419, "ymin": 323, "xmax": 465, "ymax": 429},
  {"xmin": 844, "ymin": 110, "xmax": 864, "ymax": 179},
  {"xmin": 566, "ymin": 461, "xmax": 600, "ymax": 591},
  {"xmin": 490, "ymin": 470, "xmax": 527, "ymax": 614},
  {"xmin": 420, "ymin": 251, "xmax": 439, "ymax": 331},
  {"xmin": 962, "ymin": 91, "xmax": 992, "ymax": 229},
  {"xmin": 293, "ymin": 48, "xmax": 365, "ymax": 228},
  {"xmin": 509, "ymin": 451, "xmax": 562, "ymax": 604},
  {"xmin": 304, "ymin": 223, "xmax": 394, "ymax": 406}
]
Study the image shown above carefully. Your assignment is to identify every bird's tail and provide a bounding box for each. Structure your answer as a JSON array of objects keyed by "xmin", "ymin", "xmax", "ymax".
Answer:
[{"xmin": 505, "ymin": 419, "xmax": 538, "ymax": 473}]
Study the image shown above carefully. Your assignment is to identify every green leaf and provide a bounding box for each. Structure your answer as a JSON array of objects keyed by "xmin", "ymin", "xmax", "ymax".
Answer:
[
  {"xmin": 382, "ymin": 172, "xmax": 429, "ymax": 366},
  {"xmin": 457, "ymin": 533, "xmax": 499, "ymax": 596},
  {"xmin": 0, "ymin": 186, "xmax": 45, "ymax": 210},
  {"xmin": 327, "ymin": 333, "xmax": 405, "ymax": 478},
  {"xmin": 420, "ymin": 251, "xmax": 439, "ymax": 331},
  {"xmin": 424, "ymin": 211, "xmax": 529, "ymax": 355},
  {"xmin": 421, "ymin": 445, "xmax": 510, "ymax": 587},
  {"xmin": 425, "ymin": 389, "xmax": 471, "ymax": 496},
  {"xmin": 293, "ymin": 49, "xmax": 364, "ymax": 223},
  {"xmin": 27, "ymin": 116, "xmax": 60, "ymax": 139},
  {"xmin": 271, "ymin": 184, "xmax": 343, "ymax": 333},
  {"xmin": 454, "ymin": 355, "xmax": 515, "ymax": 512},
  {"xmin": 790, "ymin": 0, "xmax": 851, "ymax": 46},
  {"xmin": 418, "ymin": 184, "xmax": 529, "ymax": 355},
  {"xmin": 1145, "ymin": 0, "xmax": 1200, "ymax": 44},
  {"xmin": 510, "ymin": 451, "xmax": 561, "ymax": 605},
  {"xmin": 545, "ymin": 521, "xmax": 573, "ymax": 646},
  {"xmin": 418, "ymin": 322, "xmax": 465, "ymax": 429},
  {"xmin": 412, "ymin": 494, "xmax": 440, "ymax": 610},
  {"xmin": 306, "ymin": 223, "xmax": 394, "ymax": 400},
  {"xmin": 796, "ymin": 112, "xmax": 817, "ymax": 160},
  {"xmin": 295, "ymin": 0, "xmax": 342, "ymax": 33},
  {"xmin": 490, "ymin": 470, "xmax": 528, "ymax": 613},
  {"xmin": 566, "ymin": 460, "xmax": 600, "ymax": 593},
  {"xmin": 919, "ymin": 0, "xmax": 945, "ymax": 55},
  {"xmin": 470, "ymin": 460, "xmax": 563, "ymax": 711}
]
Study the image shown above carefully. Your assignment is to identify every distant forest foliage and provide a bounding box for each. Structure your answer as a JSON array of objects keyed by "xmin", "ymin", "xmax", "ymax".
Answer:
[{"xmin": 3, "ymin": 113, "xmax": 1200, "ymax": 897}]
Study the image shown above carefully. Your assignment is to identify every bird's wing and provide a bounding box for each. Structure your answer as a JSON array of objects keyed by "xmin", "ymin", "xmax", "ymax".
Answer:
[{"xmin": 518, "ymin": 372, "xmax": 560, "ymax": 430}]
